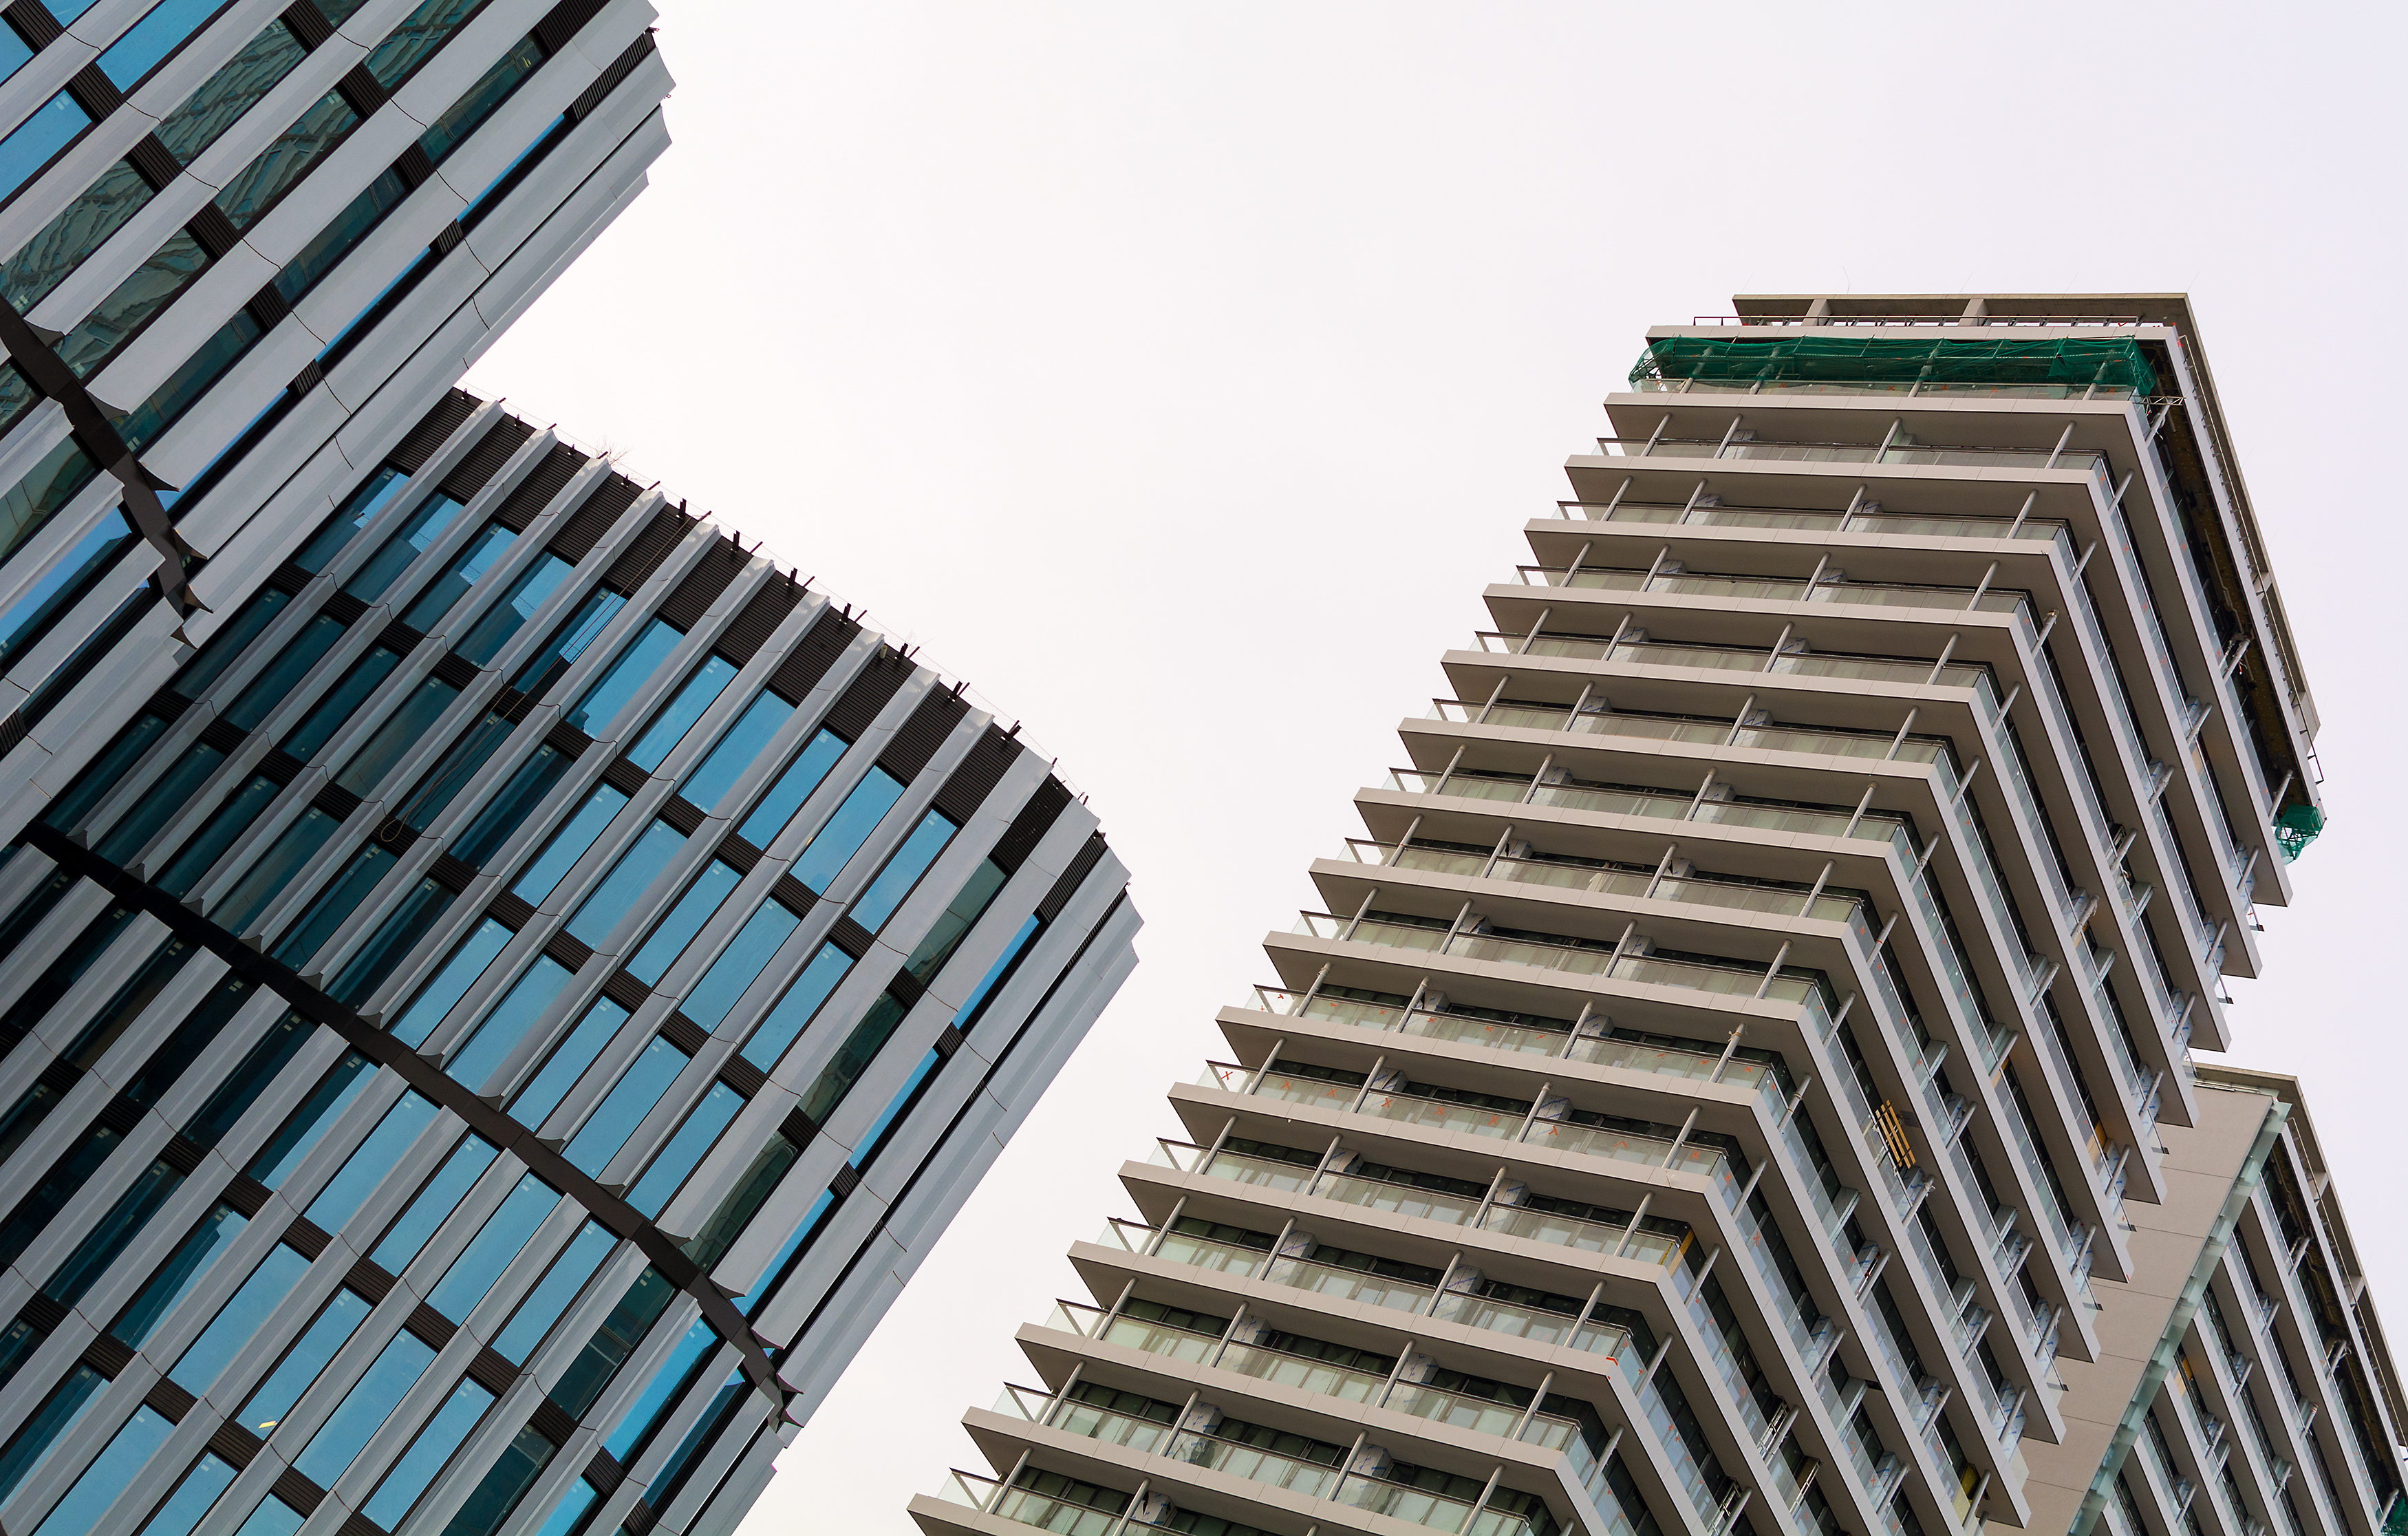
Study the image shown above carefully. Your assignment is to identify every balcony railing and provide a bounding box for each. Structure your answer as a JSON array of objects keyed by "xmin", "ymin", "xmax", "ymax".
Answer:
[
  {"xmin": 1556, "ymin": 497, "xmax": 2079, "ymax": 547},
  {"xmin": 1584, "ymin": 433, "xmax": 2113, "ymax": 492},
  {"xmin": 1513, "ymin": 564, "xmax": 2041, "ymax": 643},
  {"xmin": 1348, "ymin": 836, "xmax": 1873, "ymax": 928}
]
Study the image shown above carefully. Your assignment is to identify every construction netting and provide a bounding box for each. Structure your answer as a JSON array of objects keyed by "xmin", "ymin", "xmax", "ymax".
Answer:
[
  {"xmin": 1631, "ymin": 334, "xmax": 2160, "ymax": 396},
  {"xmin": 2274, "ymin": 802, "xmax": 2324, "ymax": 862}
]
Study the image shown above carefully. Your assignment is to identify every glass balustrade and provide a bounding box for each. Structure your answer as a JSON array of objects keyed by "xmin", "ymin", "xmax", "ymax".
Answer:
[
  {"xmin": 1218, "ymin": 1341, "xmax": 1390, "ymax": 1402},
  {"xmin": 1315, "ymin": 1170, "xmax": 1485, "ymax": 1226},
  {"xmin": 1165, "ymin": 1428, "xmax": 1344, "ymax": 1499},
  {"xmin": 1046, "ymin": 1398, "xmax": 1177, "ymax": 1455},
  {"xmin": 1262, "ymin": 1254, "xmax": 1434, "ymax": 1312},
  {"xmin": 1479, "ymin": 1204, "xmax": 1688, "ymax": 1269},
  {"xmin": 1384, "ymin": 1381, "xmax": 1527, "ymax": 1439}
]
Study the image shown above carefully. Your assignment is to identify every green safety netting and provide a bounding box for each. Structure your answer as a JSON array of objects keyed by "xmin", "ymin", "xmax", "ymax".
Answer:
[
  {"xmin": 2273, "ymin": 802, "xmax": 2325, "ymax": 862},
  {"xmin": 1631, "ymin": 334, "xmax": 2160, "ymax": 396}
]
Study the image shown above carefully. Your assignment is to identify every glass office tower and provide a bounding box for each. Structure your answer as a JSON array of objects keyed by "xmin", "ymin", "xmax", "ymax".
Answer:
[
  {"xmin": 0, "ymin": 387, "xmax": 1141, "ymax": 1536},
  {"xmin": 914, "ymin": 296, "xmax": 2404, "ymax": 1536},
  {"xmin": 0, "ymin": 0, "xmax": 676, "ymax": 843}
]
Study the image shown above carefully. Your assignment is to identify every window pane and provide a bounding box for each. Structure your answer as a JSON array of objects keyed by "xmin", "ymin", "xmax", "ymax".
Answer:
[
  {"xmin": 601, "ymin": 1318, "xmax": 715, "ymax": 1460},
  {"xmin": 564, "ymin": 1038, "xmax": 688, "ymax": 1176},
  {"xmin": 455, "ymin": 551, "xmax": 570, "ymax": 665},
  {"xmin": 222, "ymin": 1497, "xmax": 302, "ymax": 1536},
  {"xmin": 627, "ymin": 1084, "xmax": 740, "ymax": 1218},
  {"xmin": 28, "ymin": 1405, "xmax": 173, "ymax": 1536},
  {"xmin": 156, "ymin": 773, "xmax": 278, "ymax": 897},
  {"xmin": 682, "ymin": 692, "xmax": 793, "ymax": 813},
  {"xmin": 549, "ymin": 1268, "xmax": 676, "ymax": 1417},
  {"xmin": 327, "ymin": 877, "xmax": 454, "ymax": 1006},
  {"xmin": 94, "ymin": 740, "xmax": 226, "ymax": 862},
  {"xmin": 0, "ymin": 160, "xmax": 153, "ymax": 314},
  {"xmin": 739, "ymin": 944, "xmax": 852, "ymax": 1071},
  {"xmin": 508, "ymin": 998, "xmax": 629, "ymax": 1128},
  {"xmin": 0, "ymin": 1123, "xmax": 133, "ymax": 1269},
  {"xmin": 563, "ymin": 820, "xmax": 685, "ymax": 946},
  {"xmin": 273, "ymin": 165, "xmax": 409, "ymax": 307},
  {"xmin": 396, "ymin": 712, "xmax": 513, "ymax": 833},
  {"xmin": 493, "ymin": 1219, "xmax": 614, "ymax": 1363},
  {"xmin": 363, "ymin": 1378, "xmax": 493, "ymax": 1527},
  {"xmin": 0, "ymin": 438, "xmax": 98, "ymax": 566},
  {"xmin": 370, "ymin": 1138, "xmax": 497, "ymax": 1273},
  {"xmin": 390, "ymin": 918, "xmax": 513, "ymax": 1047},
  {"xmin": 0, "ymin": 1364, "xmax": 107, "ymax": 1506},
  {"xmin": 402, "ymin": 522, "xmax": 515, "ymax": 631},
  {"xmin": 337, "ymin": 675, "xmax": 462, "ymax": 794},
  {"xmin": 797, "ymin": 993, "xmax": 909, "ymax": 1127},
  {"xmin": 904, "ymin": 860, "xmax": 1009, "ymax": 983},
  {"xmin": 414, "ymin": 35, "xmax": 541, "ymax": 163},
  {"xmin": 54, "ymin": 230, "xmax": 208, "ymax": 378},
  {"xmin": 98, "ymin": 0, "xmax": 219, "ymax": 89},
  {"xmin": 510, "ymin": 785, "xmax": 628, "ymax": 904},
  {"xmin": 445, "ymin": 957, "xmax": 572, "ymax": 1091},
  {"xmin": 213, "ymin": 89, "xmax": 358, "ymax": 231},
  {"xmin": 0, "ymin": 1319, "xmax": 43, "ymax": 1396},
  {"xmin": 44, "ymin": 711, "xmax": 169, "ymax": 835},
  {"xmin": 153, "ymin": 23, "xmax": 304, "ymax": 164},
  {"xmin": 959, "ymin": 916, "xmax": 1043, "ymax": 1035},
  {"xmin": 303, "ymin": 1091, "xmax": 438, "ymax": 1230},
  {"xmin": 453, "ymin": 740, "xmax": 572, "ymax": 867},
  {"xmin": 788, "ymin": 768, "xmax": 904, "ymax": 893},
  {"xmin": 127, "ymin": 1453, "xmax": 236, "ymax": 1536},
  {"xmin": 0, "ymin": 509, "xmax": 134, "ymax": 661},
  {"xmin": 110, "ymin": 1202, "xmax": 246, "ymax": 1347},
  {"xmin": 649, "ymin": 1368, "xmax": 744, "ymax": 1497},
  {"xmin": 237, "ymin": 1288, "xmax": 372, "ymax": 1436},
  {"xmin": 363, "ymin": 0, "xmax": 481, "ymax": 89},
  {"xmin": 526, "ymin": 1480, "xmax": 598, "ymax": 1536},
  {"xmin": 180, "ymin": 1009, "xmax": 306, "ymax": 1150},
  {"xmin": 282, "ymin": 646, "xmax": 402, "ymax": 760},
  {"xmin": 168, "ymin": 1244, "xmax": 309, "ymax": 1394},
  {"xmin": 292, "ymin": 1330, "xmax": 436, "ymax": 1482},
  {"xmin": 295, "ymin": 467, "xmax": 408, "ymax": 572},
  {"xmin": 510, "ymin": 588, "xmax": 625, "ymax": 698},
  {"xmin": 624, "ymin": 859, "xmax": 740, "ymax": 985},
  {"xmin": 735, "ymin": 728, "xmax": 848, "ymax": 846},
  {"xmin": 625, "ymin": 656, "xmax": 735, "ymax": 771},
  {"xmin": 682, "ymin": 902, "xmax": 800, "ymax": 1032},
  {"xmin": 46, "ymin": 1155, "xmax": 183, "ymax": 1305},
  {"xmin": 224, "ymin": 614, "xmax": 344, "ymax": 729},
  {"xmin": 564, "ymin": 618, "xmax": 678, "ymax": 736},
  {"xmin": 244, "ymin": 1049, "xmax": 374, "ymax": 1186},
  {"xmin": 433, "ymin": 1425, "xmax": 554, "ymax": 1536},
  {"xmin": 270, "ymin": 840, "xmax": 396, "ymax": 967},
  {"xmin": 0, "ymin": 95, "xmax": 92, "ymax": 205},
  {"xmin": 213, "ymin": 806, "xmax": 339, "ymax": 933},
  {"xmin": 850, "ymin": 809, "xmax": 956, "ymax": 931},
  {"xmin": 852, "ymin": 1049, "xmax": 942, "ymax": 1173},
  {"xmin": 343, "ymin": 492, "xmax": 465, "ymax": 601},
  {"xmin": 172, "ymin": 588, "xmax": 290, "ymax": 698},
  {"xmin": 427, "ymin": 1173, "xmax": 557, "ymax": 1320}
]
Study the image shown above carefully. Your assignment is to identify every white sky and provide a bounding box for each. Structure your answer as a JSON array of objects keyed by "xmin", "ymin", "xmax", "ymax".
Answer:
[{"xmin": 462, "ymin": 2, "xmax": 2408, "ymax": 1528}]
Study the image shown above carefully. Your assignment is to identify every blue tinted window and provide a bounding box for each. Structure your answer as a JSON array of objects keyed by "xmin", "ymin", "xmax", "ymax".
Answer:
[
  {"xmin": 97, "ymin": 0, "xmax": 220, "ymax": 89},
  {"xmin": 510, "ymin": 785, "xmax": 627, "ymax": 904},
  {"xmin": 564, "ymin": 1038, "xmax": 687, "ymax": 1175},
  {"xmin": 391, "ymin": 918, "xmax": 513, "ymax": 1047},
  {"xmin": 511, "ymin": 588, "xmax": 624, "ymax": 696},
  {"xmin": 798, "ymin": 992, "xmax": 908, "ymax": 1127},
  {"xmin": 30, "ymin": 1405, "xmax": 173, "ymax": 1536},
  {"xmin": 235, "ymin": 1288, "xmax": 371, "ymax": 1436},
  {"xmin": 681, "ymin": 901, "xmax": 800, "ymax": 1032},
  {"xmin": 601, "ymin": 1318, "xmax": 714, "ymax": 1460},
  {"xmin": 0, "ymin": 29, "xmax": 28, "ymax": 86},
  {"xmin": 270, "ymin": 840, "xmax": 396, "ymax": 966},
  {"xmin": 327, "ymin": 876, "xmax": 453, "ymax": 1006},
  {"xmin": 456, "ymin": 551, "xmax": 570, "ymax": 664},
  {"xmin": 336, "ymin": 674, "xmax": 462, "ymax": 796},
  {"xmin": 343, "ymin": 491, "xmax": 464, "ymax": 601},
  {"xmin": 682, "ymin": 691, "xmax": 792, "ymax": 812},
  {"xmin": 625, "ymin": 655, "xmax": 735, "ymax": 771},
  {"xmin": 904, "ymin": 859, "xmax": 1009, "ymax": 983},
  {"xmin": 395, "ymin": 712, "xmax": 515, "ymax": 833},
  {"xmin": 738, "ymin": 944, "xmax": 852, "ymax": 1071},
  {"xmin": 625, "ymin": 859, "xmax": 739, "ymax": 984},
  {"xmin": 735, "ymin": 728, "xmax": 846, "ymax": 846},
  {"xmin": 296, "ymin": 467, "xmax": 407, "ymax": 571},
  {"xmin": 246, "ymin": 1051, "xmax": 374, "ymax": 1188},
  {"xmin": 0, "ymin": 95, "xmax": 91, "ymax": 205},
  {"xmin": 402, "ymin": 521, "xmax": 515, "ymax": 630},
  {"xmin": 168, "ymin": 1244, "xmax": 308, "ymax": 1393},
  {"xmin": 790, "ymin": 768, "xmax": 904, "ymax": 893},
  {"xmin": 454, "ymin": 741, "xmax": 572, "ymax": 867},
  {"xmin": 852, "ymin": 1049, "xmax": 942, "ymax": 1171},
  {"xmin": 293, "ymin": 1331, "xmax": 435, "ymax": 1482},
  {"xmin": 735, "ymin": 1190, "xmax": 834, "ymax": 1314},
  {"xmin": 304, "ymin": 1091, "xmax": 438, "ymax": 1230},
  {"xmin": 509, "ymin": 998, "xmax": 628, "ymax": 1127},
  {"xmin": 224, "ymin": 613, "xmax": 344, "ymax": 729},
  {"xmin": 155, "ymin": 773, "xmax": 276, "ymax": 898},
  {"xmin": 47, "ymin": 1156, "xmax": 182, "ymax": 1305},
  {"xmin": 282, "ymin": 644, "xmax": 402, "ymax": 760},
  {"xmin": 222, "ymin": 1496, "xmax": 301, "ymax": 1536},
  {"xmin": 364, "ymin": 1378, "xmax": 493, "ymax": 1527},
  {"xmin": 960, "ymin": 915, "xmax": 1043, "ymax": 1034},
  {"xmin": 565, "ymin": 617, "xmax": 678, "ymax": 736},
  {"xmin": 493, "ymin": 1221, "xmax": 612, "ymax": 1363},
  {"xmin": 445, "ymin": 956, "xmax": 572, "ymax": 1091},
  {"xmin": 0, "ymin": 1365, "xmax": 105, "ymax": 1506},
  {"xmin": 212, "ymin": 805, "xmax": 340, "ymax": 935},
  {"xmin": 370, "ymin": 1138, "xmax": 497, "ymax": 1272},
  {"xmin": 651, "ymin": 1368, "xmax": 744, "ymax": 1495},
  {"xmin": 628, "ymin": 1083, "xmax": 740, "ymax": 1217},
  {"xmin": 110, "ymin": 1201, "xmax": 247, "ymax": 1347},
  {"xmin": 564, "ymin": 820, "xmax": 685, "ymax": 946},
  {"xmin": 125, "ymin": 1453, "xmax": 235, "ymax": 1536},
  {"xmin": 427, "ymin": 1173, "xmax": 557, "ymax": 1319},
  {"xmin": 0, "ymin": 511, "xmax": 133, "ymax": 670},
  {"xmin": 850, "ymin": 809, "xmax": 957, "ymax": 930},
  {"xmin": 526, "ymin": 1479, "xmax": 599, "ymax": 1536}
]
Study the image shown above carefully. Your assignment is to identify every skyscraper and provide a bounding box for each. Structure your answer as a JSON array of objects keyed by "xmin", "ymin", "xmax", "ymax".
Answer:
[
  {"xmin": 0, "ymin": 0, "xmax": 675, "ymax": 838},
  {"xmin": 0, "ymin": 385, "xmax": 1139, "ymax": 1536},
  {"xmin": 913, "ymin": 295, "xmax": 2399, "ymax": 1536}
]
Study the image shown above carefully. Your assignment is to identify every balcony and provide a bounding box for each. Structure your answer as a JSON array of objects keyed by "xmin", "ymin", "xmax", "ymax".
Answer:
[
  {"xmin": 1348, "ymin": 837, "xmax": 1876, "ymax": 929},
  {"xmin": 1581, "ymin": 433, "xmax": 2114, "ymax": 495},
  {"xmin": 1512, "ymin": 564, "xmax": 2042, "ymax": 642},
  {"xmin": 1476, "ymin": 628, "xmax": 2015, "ymax": 718},
  {"xmin": 1554, "ymin": 498, "xmax": 2081, "ymax": 548}
]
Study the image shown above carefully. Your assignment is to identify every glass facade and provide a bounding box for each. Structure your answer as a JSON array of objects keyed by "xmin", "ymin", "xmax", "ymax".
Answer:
[{"xmin": 0, "ymin": 387, "xmax": 1135, "ymax": 1536}]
